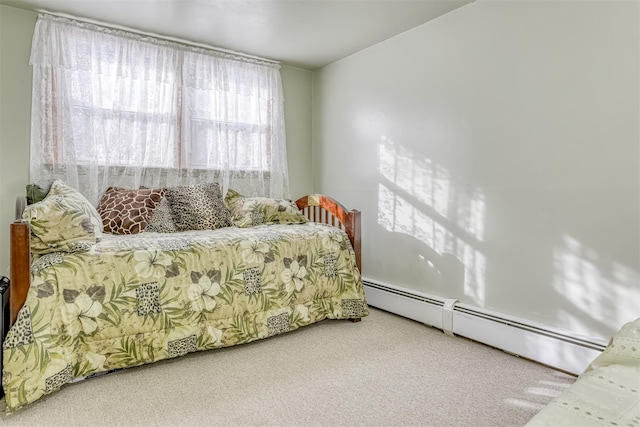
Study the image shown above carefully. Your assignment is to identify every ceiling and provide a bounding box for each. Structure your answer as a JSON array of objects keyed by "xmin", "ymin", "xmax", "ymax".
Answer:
[{"xmin": 0, "ymin": 0, "xmax": 473, "ymax": 69}]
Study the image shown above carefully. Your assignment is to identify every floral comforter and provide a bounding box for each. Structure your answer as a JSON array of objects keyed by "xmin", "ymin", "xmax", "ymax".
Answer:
[{"xmin": 2, "ymin": 223, "xmax": 368, "ymax": 410}]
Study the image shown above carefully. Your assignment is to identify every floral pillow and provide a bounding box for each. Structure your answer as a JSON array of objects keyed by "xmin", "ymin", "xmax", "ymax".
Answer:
[
  {"xmin": 224, "ymin": 189, "xmax": 307, "ymax": 228},
  {"xmin": 48, "ymin": 180, "xmax": 104, "ymax": 240},
  {"xmin": 23, "ymin": 180, "xmax": 102, "ymax": 254},
  {"xmin": 165, "ymin": 182, "xmax": 232, "ymax": 231},
  {"xmin": 97, "ymin": 187, "xmax": 164, "ymax": 234}
]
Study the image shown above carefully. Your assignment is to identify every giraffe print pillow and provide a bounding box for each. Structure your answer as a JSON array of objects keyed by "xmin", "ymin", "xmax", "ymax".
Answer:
[{"xmin": 97, "ymin": 187, "xmax": 165, "ymax": 234}]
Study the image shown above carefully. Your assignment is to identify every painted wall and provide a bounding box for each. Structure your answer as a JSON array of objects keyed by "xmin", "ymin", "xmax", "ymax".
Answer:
[
  {"xmin": 281, "ymin": 65, "xmax": 313, "ymax": 199},
  {"xmin": 312, "ymin": 0, "xmax": 639, "ymax": 340},
  {"xmin": 0, "ymin": 5, "xmax": 313, "ymax": 274},
  {"xmin": 0, "ymin": 5, "xmax": 35, "ymax": 278}
]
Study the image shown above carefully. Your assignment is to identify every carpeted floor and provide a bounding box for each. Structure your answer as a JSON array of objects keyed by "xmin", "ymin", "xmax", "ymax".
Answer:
[{"xmin": 0, "ymin": 308, "xmax": 575, "ymax": 426}]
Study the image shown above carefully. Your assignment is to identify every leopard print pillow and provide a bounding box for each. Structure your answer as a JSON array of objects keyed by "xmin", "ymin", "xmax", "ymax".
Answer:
[
  {"xmin": 145, "ymin": 197, "xmax": 177, "ymax": 233},
  {"xmin": 165, "ymin": 183, "xmax": 232, "ymax": 231},
  {"xmin": 97, "ymin": 187, "xmax": 165, "ymax": 234}
]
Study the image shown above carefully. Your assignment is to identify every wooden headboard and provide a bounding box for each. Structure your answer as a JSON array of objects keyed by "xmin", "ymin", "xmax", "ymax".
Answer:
[
  {"xmin": 9, "ymin": 193, "xmax": 361, "ymax": 327},
  {"xmin": 295, "ymin": 194, "xmax": 361, "ymax": 272}
]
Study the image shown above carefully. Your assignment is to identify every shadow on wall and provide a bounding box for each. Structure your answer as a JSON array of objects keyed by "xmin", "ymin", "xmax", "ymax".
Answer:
[
  {"xmin": 376, "ymin": 135, "xmax": 486, "ymax": 306},
  {"xmin": 375, "ymin": 135, "xmax": 639, "ymax": 340}
]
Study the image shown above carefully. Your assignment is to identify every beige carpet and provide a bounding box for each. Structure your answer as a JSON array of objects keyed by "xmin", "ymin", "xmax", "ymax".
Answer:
[{"xmin": 0, "ymin": 308, "xmax": 575, "ymax": 427}]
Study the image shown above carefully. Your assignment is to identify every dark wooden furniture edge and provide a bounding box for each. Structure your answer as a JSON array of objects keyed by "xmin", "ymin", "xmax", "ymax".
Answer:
[
  {"xmin": 10, "ymin": 220, "xmax": 30, "ymax": 326},
  {"xmin": 8, "ymin": 194, "xmax": 361, "ymax": 327}
]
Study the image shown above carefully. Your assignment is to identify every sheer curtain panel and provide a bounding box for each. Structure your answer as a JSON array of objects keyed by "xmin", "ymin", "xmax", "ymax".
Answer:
[{"xmin": 29, "ymin": 14, "xmax": 289, "ymax": 205}]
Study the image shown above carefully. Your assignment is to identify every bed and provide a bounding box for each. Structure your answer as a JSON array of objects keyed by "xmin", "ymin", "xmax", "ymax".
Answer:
[
  {"xmin": 3, "ymin": 184, "xmax": 367, "ymax": 411},
  {"xmin": 526, "ymin": 317, "xmax": 640, "ymax": 426}
]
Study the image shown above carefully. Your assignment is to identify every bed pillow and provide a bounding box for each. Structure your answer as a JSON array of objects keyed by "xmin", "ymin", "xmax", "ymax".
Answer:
[
  {"xmin": 23, "ymin": 180, "xmax": 101, "ymax": 254},
  {"xmin": 97, "ymin": 187, "xmax": 165, "ymax": 234},
  {"xmin": 26, "ymin": 179, "xmax": 55, "ymax": 205},
  {"xmin": 145, "ymin": 197, "xmax": 178, "ymax": 233},
  {"xmin": 47, "ymin": 180, "xmax": 103, "ymax": 241},
  {"xmin": 224, "ymin": 189, "xmax": 307, "ymax": 228},
  {"xmin": 165, "ymin": 182, "xmax": 232, "ymax": 231}
]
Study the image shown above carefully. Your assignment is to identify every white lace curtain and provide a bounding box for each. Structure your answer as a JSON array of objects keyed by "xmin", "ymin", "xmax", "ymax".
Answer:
[{"xmin": 29, "ymin": 14, "xmax": 289, "ymax": 205}]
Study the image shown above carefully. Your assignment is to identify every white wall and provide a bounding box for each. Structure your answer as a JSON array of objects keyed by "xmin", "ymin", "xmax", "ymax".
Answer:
[
  {"xmin": 0, "ymin": 5, "xmax": 36, "ymax": 278},
  {"xmin": 281, "ymin": 65, "xmax": 313, "ymax": 199},
  {"xmin": 0, "ymin": 5, "xmax": 313, "ymax": 274},
  {"xmin": 312, "ymin": 0, "xmax": 639, "ymax": 340}
]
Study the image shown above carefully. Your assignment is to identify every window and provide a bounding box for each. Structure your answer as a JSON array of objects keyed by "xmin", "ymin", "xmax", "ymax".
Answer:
[{"xmin": 30, "ymin": 14, "xmax": 289, "ymax": 204}]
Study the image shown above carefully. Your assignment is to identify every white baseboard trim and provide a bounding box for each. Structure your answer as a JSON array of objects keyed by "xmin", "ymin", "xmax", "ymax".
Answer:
[{"xmin": 363, "ymin": 278, "xmax": 608, "ymax": 375}]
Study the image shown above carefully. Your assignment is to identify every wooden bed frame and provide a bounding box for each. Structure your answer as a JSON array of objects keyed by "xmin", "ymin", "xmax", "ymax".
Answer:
[{"xmin": 9, "ymin": 193, "xmax": 361, "ymax": 327}]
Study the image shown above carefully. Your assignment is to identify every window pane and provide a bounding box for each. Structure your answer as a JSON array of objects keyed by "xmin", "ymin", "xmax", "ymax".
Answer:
[
  {"xmin": 188, "ymin": 119, "xmax": 267, "ymax": 170},
  {"xmin": 68, "ymin": 105, "xmax": 178, "ymax": 167}
]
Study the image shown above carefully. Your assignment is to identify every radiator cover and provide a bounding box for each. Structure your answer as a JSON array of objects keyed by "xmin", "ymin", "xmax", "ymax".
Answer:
[{"xmin": 363, "ymin": 278, "xmax": 607, "ymax": 375}]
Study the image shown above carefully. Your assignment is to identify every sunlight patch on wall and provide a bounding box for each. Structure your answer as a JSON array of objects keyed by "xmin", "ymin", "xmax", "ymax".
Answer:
[
  {"xmin": 378, "ymin": 136, "xmax": 485, "ymax": 241},
  {"xmin": 377, "ymin": 135, "xmax": 487, "ymax": 305},
  {"xmin": 378, "ymin": 136, "xmax": 450, "ymax": 218},
  {"xmin": 455, "ymin": 236, "xmax": 486, "ymax": 305},
  {"xmin": 553, "ymin": 234, "xmax": 640, "ymax": 335},
  {"xmin": 456, "ymin": 189, "xmax": 485, "ymax": 242},
  {"xmin": 378, "ymin": 183, "xmax": 448, "ymax": 253}
]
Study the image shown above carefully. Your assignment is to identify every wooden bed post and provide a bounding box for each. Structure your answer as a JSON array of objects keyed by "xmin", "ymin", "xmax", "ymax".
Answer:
[
  {"xmin": 346, "ymin": 210, "xmax": 361, "ymax": 273},
  {"xmin": 10, "ymin": 221, "xmax": 30, "ymax": 325},
  {"xmin": 348, "ymin": 210, "xmax": 362, "ymax": 322}
]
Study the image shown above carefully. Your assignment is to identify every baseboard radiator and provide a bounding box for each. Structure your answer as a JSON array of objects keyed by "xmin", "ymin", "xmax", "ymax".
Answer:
[{"xmin": 363, "ymin": 278, "xmax": 607, "ymax": 375}]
